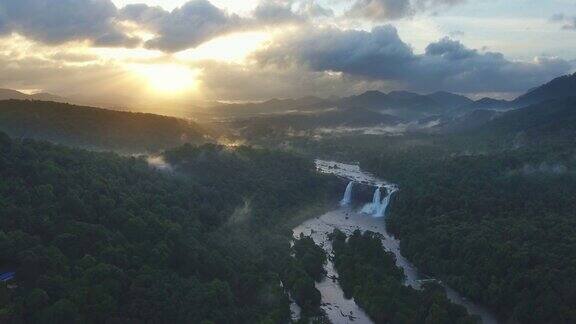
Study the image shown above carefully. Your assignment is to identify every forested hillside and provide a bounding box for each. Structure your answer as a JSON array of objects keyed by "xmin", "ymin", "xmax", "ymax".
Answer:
[
  {"xmin": 360, "ymin": 145, "xmax": 576, "ymax": 323},
  {"xmin": 0, "ymin": 132, "xmax": 339, "ymax": 323},
  {"xmin": 0, "ymin": 100, "xmax": 208, "ymax": 153},
  {"xmin": 469, "ymin": 97, "xmax": 576, "ymax": 148}
]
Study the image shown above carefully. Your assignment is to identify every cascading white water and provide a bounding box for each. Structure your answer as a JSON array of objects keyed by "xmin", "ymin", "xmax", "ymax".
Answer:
[
  {"xmin": 373, "ymin": 186, "xmax": 381, "ymax": 207},
  {"xmin": 340, "ymin": 181, "xmax": 354, "ymax": 206},
  {"xmin": 360, "ymin": 186, "xmax": 396, "ymax": 217},
  {"xmin": 375, "ymin": 188, "xmax": 395, "ymax": 218},
  {"xmin": 361, "ymin": 186, "xmax": 382, "ymax": 214}
]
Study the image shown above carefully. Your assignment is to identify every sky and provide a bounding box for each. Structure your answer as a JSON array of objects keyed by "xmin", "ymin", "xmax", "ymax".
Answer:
[{"xmin": 0, "ymin": 0, "xmax": 575, "ymax": 109}]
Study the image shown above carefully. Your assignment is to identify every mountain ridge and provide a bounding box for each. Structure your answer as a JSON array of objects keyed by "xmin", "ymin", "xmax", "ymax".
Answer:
[
  {"xmin": 0, "ymin": 88, "xmax": 68, "ymax": 103},
  {"xmin": 512, "ymin": 72, "xmax": 576, "ymax": 107},
  {"xmin": 0, "ymin": 99, "xmax": 209, "ymax": 152}
]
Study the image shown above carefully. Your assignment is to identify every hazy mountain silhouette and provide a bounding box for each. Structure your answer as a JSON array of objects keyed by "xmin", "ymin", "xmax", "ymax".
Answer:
[
  {"xmin": 0, "ymin": 88, "xmax": 68, "ymax": 102},
  {"xmin": 427, "ymin": 91, "xmax": 474, "ymax": 109},
  {"xmin": 465, "ymin": 97, "xmax": 512, "ymax": 111},
  {"xmin": 513, "ymin": 72, "xmax": 576, "ymax": 107},
  {"xmin": 208, "ymin": 96, "xmax": 335, "ymax": 117},
  {"xmin": 339, "ymin": 90, "xmax": 451, "ymax": 119}
]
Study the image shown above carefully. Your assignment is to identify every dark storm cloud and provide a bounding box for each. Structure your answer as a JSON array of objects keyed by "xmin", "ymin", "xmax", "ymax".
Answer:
[
  {"xmin": 256, "ymin": 26, "xmax": 415, "ymax": 79},
  {"xmin": 346, "ymin": 0, "xmax": 465, "ymax": 21},
  {"xmin": 131, "ymin": 0, "xmax": 245, "ymax": 52},
  {"xmin": 425, "ymin": 37, "xmax": 475, "ymax": 59},
  {"xmin": 255, "ymin": 26, "xmax": 572, "ymax": 93},
  {"xmin": 0, "ymin": 0, "xmax": 137, "ymax": 46}
]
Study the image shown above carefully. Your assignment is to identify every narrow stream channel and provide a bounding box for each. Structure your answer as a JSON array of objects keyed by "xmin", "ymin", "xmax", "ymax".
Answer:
[{"xmin": 291, "ymin": 160, "xmax": 498, "ymax": 324}]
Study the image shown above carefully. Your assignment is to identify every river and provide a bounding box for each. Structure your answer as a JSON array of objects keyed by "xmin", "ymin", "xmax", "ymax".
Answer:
[{"xmin": 291, "ymin": 160, "xmax": 498, "ymax": 324}]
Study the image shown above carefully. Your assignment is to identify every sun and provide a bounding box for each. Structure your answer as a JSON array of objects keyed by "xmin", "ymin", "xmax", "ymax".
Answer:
[{"xmin": 130, "ymin": 63, "xmax": 199, "ymax": 94}]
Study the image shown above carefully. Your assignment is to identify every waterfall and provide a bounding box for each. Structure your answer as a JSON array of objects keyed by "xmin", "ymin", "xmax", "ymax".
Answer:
[
  {"xmin": 375, "ymin": 188, "xmax": 395, "ymax": 218},
  {"xmin": 361, "ymin": 186, "xmax": 382, "ymax": 214},
  {"xmin": 340, "ymin": 181, "xmax": 354, "ymax": 206},
  {"xmin": 360, "ymin": 186, "xmax": 397, "ymax": 217},
  {"xmin": 373, "ymin": 186, "xmax": 382, "ymax": 206}
]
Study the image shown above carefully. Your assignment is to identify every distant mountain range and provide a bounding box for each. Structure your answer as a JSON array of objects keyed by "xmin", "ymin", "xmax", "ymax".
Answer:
[
  {"xmin": 209, "ymin": 72, "xmax": 576, "ymax": 138},
  {"xmin": 0, "ymin": 88, "xmax": 69, "ymax": 102},
  {"xmin": 1, "ymin": 72, "xmax": 575, "ymax": 141},
  {"xmin": 231, "ymin": 106, "xmax": 404, "ymax": 139},
  {"xmin": 212, "ymin": 72, "xmax": 576, "ymax": 123},
  {"xmin": 210, "ymin": 90, "xmax": 474, "ymax": 120},
  {"xmin": 206, "ymin": 96, "xmax": 335, "ymax": 118}
]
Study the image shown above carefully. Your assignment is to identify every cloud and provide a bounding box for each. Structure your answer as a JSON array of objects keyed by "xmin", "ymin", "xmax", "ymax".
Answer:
[
  {"xmin": 424, "ymin": 37, "xmax": 475, "ymax": 60},
  {"xmin": 252, "ymin": 0, "xmax": 334, "ymax": 24},
  {"xmin": 253, "ymin": 1, "xmax": 304, "ymax": 24},
  {"xmin": 0, "ymin": 0, "xmax": 137, "ymax": 47},
  {"xmin": 256, "ymin": 26, "xmax": 415, "ymax": 79},
  {"xmin": 347, "ymin": 0, "xmax": 413, "ymax": 20},
  {"xmin": 0, "ymin": 50, "xmax": 127, "ymax": 97},
  {"xmin": 0, "ymin": 9, "xmax": 7, "ymax": 35},
  {"xmin": 345, "ymin": 0, "xmax": 465, "ymax": 21},
  {"xmin": 139, "ymin": 0, "xmax": 244, "ymax": 52},
  {"xmin": 120, "ymin": 0, "xmax": 310, "ymax": 53},
  {"xmin": 0, "ymin": 0, "xmax": 310, "ymax": 52},
  {"xmin": 194, "ymin": 59, "xmax": 392, "ymax": 101},
  {"xmin": 549, "ymin": 13, "xmax": 566, "ymax": 22},
  {"xmin": 549, "ymin": 13, "xmax": 576, "ymax": 30},
  {"xmin": 255, "ymin": 25, "xmax": 572, "ymax": 94},
  {"xmin": 297, "ymin": 1, "xmax": 334, "ymax": 18},
  {"xmin": 448, "ymin": 30, "xmax": 465, "ymax": 37},
  {"xmin": 562, "ymin": 17, "xmax": 576, "ymax": 30},
  {"xmin": 413, "ymin": 0, "xmax": 465, "ymax": 10},
  {"xmin": 49, "ymin": 52, "xmax": 99, "ymax": 63},
  {"xmin": 119, "ymin": 4, "xmax": 167, "ymax": 26}
]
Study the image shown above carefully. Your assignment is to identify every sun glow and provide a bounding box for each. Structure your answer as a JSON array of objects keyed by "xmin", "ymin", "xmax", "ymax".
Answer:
[
  {"xmin": 176, "ymin": 32, "xmax": 270, "ymax": 63},
  {"xmin": 130, "ymin": 63, "xmax": 199, "ymax": 94}
]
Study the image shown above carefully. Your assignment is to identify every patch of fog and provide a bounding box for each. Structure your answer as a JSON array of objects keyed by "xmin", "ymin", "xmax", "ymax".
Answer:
[
  {"xmin": 227, "ymin": 199, "xmax": 252, "ymax": 224},
  {"xmin": 146, "ymin": 155, "xmax": 173, "ymax": 172},
  {"xmin": 314, "ymin": 120, "xmax": 441, "ymax": 136}
]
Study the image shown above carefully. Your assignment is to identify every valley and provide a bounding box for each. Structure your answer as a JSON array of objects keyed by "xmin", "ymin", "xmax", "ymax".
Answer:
[{"xmin": 1, "ymin": 70, "xmax": 576, "ymax": 323}]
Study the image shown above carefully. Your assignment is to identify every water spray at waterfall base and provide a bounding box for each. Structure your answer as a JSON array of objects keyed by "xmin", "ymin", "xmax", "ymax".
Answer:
[{"xmin": 361, "ymin": 186, "xmax": 396, "ymax": 218}]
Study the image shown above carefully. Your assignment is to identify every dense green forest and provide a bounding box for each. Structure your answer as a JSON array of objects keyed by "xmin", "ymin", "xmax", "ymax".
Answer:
[
  {"xmin": 361, "ymin": 145, "xmax": 576, "ymax": 323},
  {"xmin": 0, "ymin": 132, "xmax": 339, "ymax": 323},
  {"xmin": 292, "ymin": 235, "xmax": 327, "ymax": 283},
  {"xmin": 330, "ymin": 229, "xmax": 477, "ymax": 323},
  {"xmin": 288, "ymin": 235, "xmax": 328, "ymax": 319},
  {"xmin": 0, "ymin": 100, "xmax": 208, "ymax": 153}
]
